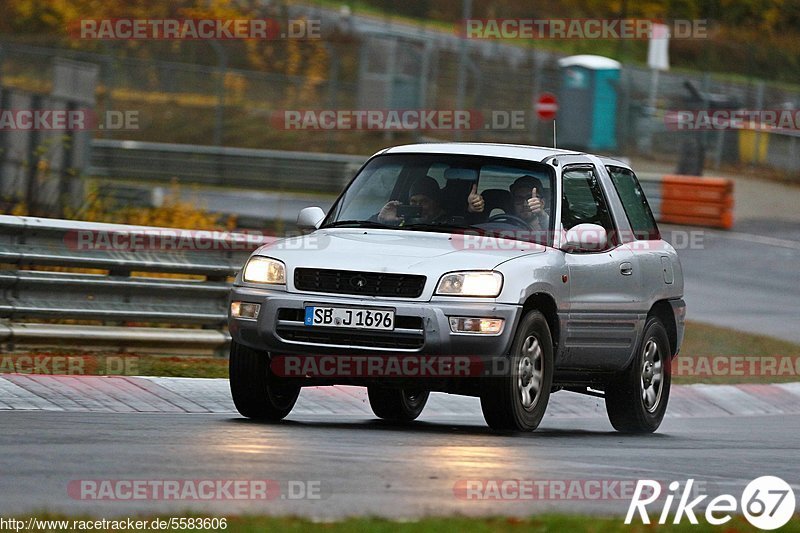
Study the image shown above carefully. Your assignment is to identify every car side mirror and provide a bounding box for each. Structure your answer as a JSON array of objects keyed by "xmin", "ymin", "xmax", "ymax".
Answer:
[
  {"xmin": 297, "ymin": 206, "xmax": 325, "ymax": 232},
  {"xmin": 563, "ymin": 223, "xmax": 608, "ymax": 252}
]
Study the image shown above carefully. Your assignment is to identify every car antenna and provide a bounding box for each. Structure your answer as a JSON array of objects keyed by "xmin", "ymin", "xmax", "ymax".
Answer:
[{"xmin": 553, "ymin": 120, "xmax": 557, "ymax": 149}]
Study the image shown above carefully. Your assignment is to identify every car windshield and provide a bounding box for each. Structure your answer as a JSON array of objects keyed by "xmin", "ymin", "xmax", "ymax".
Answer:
[{"xmin": 322, "ymin": 153, "xmax": 556, "ymax": 246}]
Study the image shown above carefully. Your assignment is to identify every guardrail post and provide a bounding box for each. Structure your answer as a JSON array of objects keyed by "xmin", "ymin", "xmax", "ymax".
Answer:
[
  {"xmin": 210, "ymin": 41, "xmax": 227, "ymax": 147},
  {"xmin": 25, "ymin": 94, "xmax": 43, "ymax": 216}
]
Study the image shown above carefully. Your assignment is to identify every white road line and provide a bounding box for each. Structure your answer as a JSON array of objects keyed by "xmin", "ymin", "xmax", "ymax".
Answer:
[{"xmin": 705, "ymin": 229, "xmax": 800, "ymax": 251}]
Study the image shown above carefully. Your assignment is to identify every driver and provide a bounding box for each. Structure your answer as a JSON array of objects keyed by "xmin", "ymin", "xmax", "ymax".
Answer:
[
  {"xmin": 467, "ymin": 175, "xmax": 549, "ymax": 231},
  {"xmin": 377, "ymin": 176, "xmax": 446, "ymax": 225}
]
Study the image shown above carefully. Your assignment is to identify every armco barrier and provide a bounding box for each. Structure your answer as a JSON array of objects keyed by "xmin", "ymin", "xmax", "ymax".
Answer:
[
  {"xmin": 638, "ymin": 174, "xmax": 735, "ymax": 229},
  {"xmin": 88, "ymin": 141, "xmax": 735, "ymax": 229},
  {"xmin": 0, "ymin": 215, "xmax": 270, "ymax": 353},
  {"xmin": 89, "ymin": 139, "xmax": 366, "ymax": 193}
]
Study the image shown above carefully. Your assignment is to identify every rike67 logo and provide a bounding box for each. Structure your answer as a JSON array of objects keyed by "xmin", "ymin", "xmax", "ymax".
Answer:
[{"xmin": 626, "ymin": 476, "xmax": 796, "ymax": 530}]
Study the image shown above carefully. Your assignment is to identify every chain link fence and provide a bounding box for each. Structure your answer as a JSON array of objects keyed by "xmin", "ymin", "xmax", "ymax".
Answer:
[{"xmin": 2, "ymin": 29, "xmax": 800, "ymax": 180}]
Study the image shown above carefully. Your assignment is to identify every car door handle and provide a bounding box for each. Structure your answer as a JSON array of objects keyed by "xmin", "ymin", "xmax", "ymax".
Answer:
[{"xmin": 620, "ymin": 262, "xmax": 633, "ymax": 276}]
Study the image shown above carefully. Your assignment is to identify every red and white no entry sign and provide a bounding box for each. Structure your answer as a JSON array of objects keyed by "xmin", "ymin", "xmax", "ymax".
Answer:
[{"xmin": 535, "ymin": 93, "xmax": 559, "ymax": 121}]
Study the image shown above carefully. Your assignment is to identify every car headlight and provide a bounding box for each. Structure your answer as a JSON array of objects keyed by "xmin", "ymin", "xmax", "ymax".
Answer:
[
  {"xmin": 243, "ymin": 256, "xmax": 286, "ymax": 284},
  {"xmin": 435, "ymin": 271, "xmax": 503, "ymax": 297}
]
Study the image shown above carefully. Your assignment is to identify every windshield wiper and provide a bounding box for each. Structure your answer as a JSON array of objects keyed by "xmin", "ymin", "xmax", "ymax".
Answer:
[
  {"xmin": 321, "ymin": 220, "xmax": 396, "ymax": 230},
  {"xmin": 323, "ymin": 220, "xmax": 491, "ymax": 237},
  {"xmin": 401, "ymin": 223, "xmax": 488, "ymax": 235}
]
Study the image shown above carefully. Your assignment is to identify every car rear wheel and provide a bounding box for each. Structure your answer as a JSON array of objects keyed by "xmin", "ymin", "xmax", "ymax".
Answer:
[
  {"xmin": 605, "ymin": 316, "xmax": 672, "ymax": 433},
  {"xmin": 367, "ymin": 387, "xmax": 430, "ymax": 421},
  {"xmin": 480, "ymin": 310, "xmax": 554, "ymax": 431},
  {"xmin": 229, "ymin": 341, "xmax": 300, "ymax": 420}
]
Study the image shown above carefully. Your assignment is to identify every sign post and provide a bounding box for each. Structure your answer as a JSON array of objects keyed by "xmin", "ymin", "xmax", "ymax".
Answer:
[{"xmin": 535, "ymin": 93, "xmax": 559, "ymax": 147}]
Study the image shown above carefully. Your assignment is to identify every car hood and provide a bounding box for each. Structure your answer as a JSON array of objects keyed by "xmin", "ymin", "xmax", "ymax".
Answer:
[{"xmin": 253, "ymin": 228, "xmax": 546, "ymax": 273}]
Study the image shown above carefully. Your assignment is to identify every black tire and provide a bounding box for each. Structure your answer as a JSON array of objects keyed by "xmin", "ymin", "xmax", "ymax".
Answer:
[
  {"xmin": 229, "ymin": 341, "xmax": 300, "ymax": 420},
  {"xmin": 367, "ymin": 387, "xmax": 430, "ymax": 422},
  {"xmin": 480, "ymin": 310, "xmax": 554, "ymax": 431},
  {"xmin": 605, "ymin": 316, "xmax": 672, "ymax": 433}
]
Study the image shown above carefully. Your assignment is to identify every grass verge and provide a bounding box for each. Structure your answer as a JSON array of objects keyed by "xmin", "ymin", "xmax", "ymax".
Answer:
[
  {"xmin": 674, "ymin": 321, "xmax": 800, "ymax": 384},
  {"xmin": 3, "ymin": 321, "xmax": 799, "ymax": 384}
]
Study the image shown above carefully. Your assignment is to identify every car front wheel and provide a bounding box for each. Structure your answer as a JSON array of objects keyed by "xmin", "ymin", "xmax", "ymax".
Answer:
[
  {"xmin": 605, "ymin": 316, "xmax": 672, "ymax": 433},
  {"xmin": 229, "ymin": 341, "xmax": 300, "ymax": 420},
  {"xmin": 480, "ymin": 310, "xmax": 554, "ymax": 431}
]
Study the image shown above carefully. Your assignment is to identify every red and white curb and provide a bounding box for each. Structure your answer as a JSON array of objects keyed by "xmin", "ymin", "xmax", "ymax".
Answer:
[{"xmin": 1, "ymin": 374, "xmax": 799, "ymax": 418}]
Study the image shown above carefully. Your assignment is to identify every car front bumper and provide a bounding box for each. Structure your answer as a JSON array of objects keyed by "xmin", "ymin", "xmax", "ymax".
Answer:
[{"xmin": 228, "ymin": 285, "xmax": 522, "ymax": 359}]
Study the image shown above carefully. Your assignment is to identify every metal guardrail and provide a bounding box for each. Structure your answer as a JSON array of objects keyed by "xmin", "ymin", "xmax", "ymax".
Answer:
[
  {"xmin": 84, "ymin": 141, "xmax": 685, "ymax": 223},
  {"xmin": 89, "ymin": 139, "xmax": 367, "ymax": 193},
  {"xmin": 0, "ymin": 215, "xmax": 268, "ymax": 353},
  {"xmin": 88, "ymin": 140, "xmax": 736, "ymax": 225}
]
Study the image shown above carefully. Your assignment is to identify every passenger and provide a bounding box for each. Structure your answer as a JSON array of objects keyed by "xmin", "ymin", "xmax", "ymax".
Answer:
[
  {"xmin": 377, "ymin": 176, "xmax": 446, "ymax": 225},
  {"xmin": 467, "ymin": 175, "xmax": 550, "ymax": 231}
]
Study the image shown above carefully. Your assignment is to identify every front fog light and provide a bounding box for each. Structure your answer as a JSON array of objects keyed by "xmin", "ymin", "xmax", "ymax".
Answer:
[
  {"xmin": 449, "ymin": 317, "xmax": 504, "ymax": 334},
  {"xmin": 231, "ymin": 301, "xmax": 261, "ymax": 319}
]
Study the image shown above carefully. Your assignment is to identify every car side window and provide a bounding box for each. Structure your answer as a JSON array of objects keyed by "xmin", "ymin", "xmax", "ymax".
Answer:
[
  {"xmin": 606, "ymin": 166, "xmax": 660, "ymax": 240},
  {"xmin": 425, "ymin": 163, "xmax": 449, "ymax": 188},
  {"xmin": 561, "ymin": 167, "xmax": 615, "ymax": 237}
]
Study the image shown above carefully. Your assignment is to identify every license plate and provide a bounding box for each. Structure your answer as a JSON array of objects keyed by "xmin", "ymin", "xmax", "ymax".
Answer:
[{"xmin": 304, "ymin": 306, "xmax": 395, "ymax": 330}]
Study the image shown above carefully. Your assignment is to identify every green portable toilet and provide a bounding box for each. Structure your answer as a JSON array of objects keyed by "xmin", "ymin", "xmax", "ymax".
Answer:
[{"xmin": 557, "ymin": 55, "xmax": 621, "ymax": 151}]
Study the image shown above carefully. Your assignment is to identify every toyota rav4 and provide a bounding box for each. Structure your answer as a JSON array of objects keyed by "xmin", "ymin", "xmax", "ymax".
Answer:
[{"xmin": 228, "ymin": 143, "xmax": 685, "ymax": 433}]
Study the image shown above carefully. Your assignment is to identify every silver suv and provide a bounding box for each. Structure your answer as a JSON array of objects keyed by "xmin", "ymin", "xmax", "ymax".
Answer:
[{"xmin": 228, "ymin": 143, "xmax": 685, "ymax": 433}]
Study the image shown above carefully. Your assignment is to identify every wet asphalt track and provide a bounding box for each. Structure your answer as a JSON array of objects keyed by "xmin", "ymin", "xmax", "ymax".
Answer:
[
  {"xmin": 663, "ymin": 222, "xmax": 800, "ymax": 343},
  {"xmin": 1, "ymin": 402, "xmax": 798, "ymax": 519}
]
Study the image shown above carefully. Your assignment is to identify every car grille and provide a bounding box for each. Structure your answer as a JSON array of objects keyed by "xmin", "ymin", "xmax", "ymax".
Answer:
[
  {"xmin": 294, "ymin": 268, "xmax": 426, "ymax": 298},
  {"xmin": 275, "ymin": 308, "xmax": 424, "ymax": 350}
]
